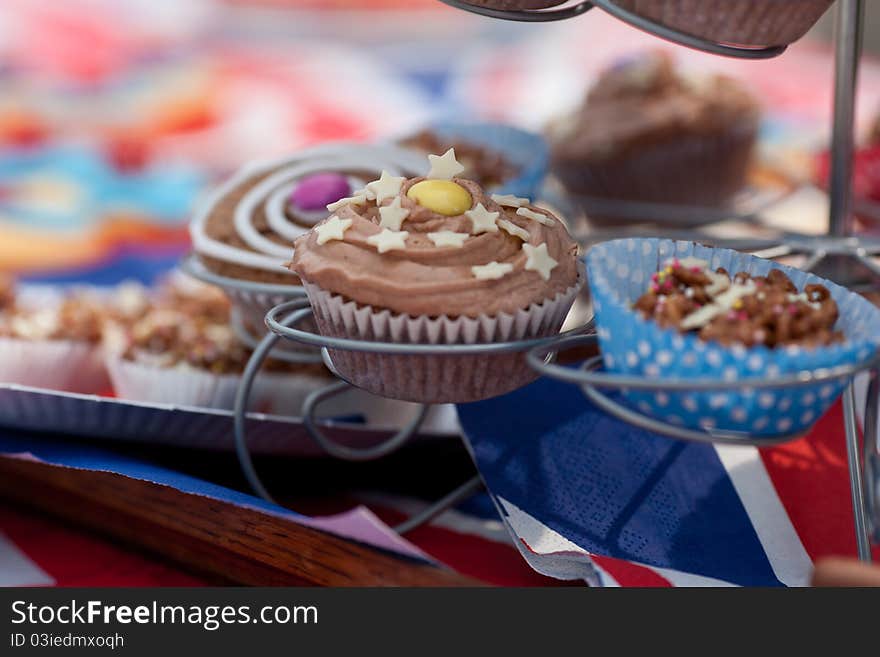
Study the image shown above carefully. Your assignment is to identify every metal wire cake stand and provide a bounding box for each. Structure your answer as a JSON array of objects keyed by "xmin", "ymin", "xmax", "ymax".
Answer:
[{"xmin": 223, "ymin": 0, "xmax": 880, "ymax": 560}]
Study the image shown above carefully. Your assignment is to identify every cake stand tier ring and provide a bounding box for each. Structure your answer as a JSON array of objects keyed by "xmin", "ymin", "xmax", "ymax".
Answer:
[
  {"xmin": 232, "ymin": 305, "xmax": 433, "ymax": 505},
  {"xmin": 302, "ymin": 380, "xmax": 431, "ymax": 462},
  {"xmin": 264, "ymin": 299, "xmax": 595, "ymax": 357},
  {"xmin": 526, "ymin": 334, "xmax": 880, "ymax": 444},
  {"xmin": 229, "ymin": 306, "xmax": 323, "ymax": 365}
]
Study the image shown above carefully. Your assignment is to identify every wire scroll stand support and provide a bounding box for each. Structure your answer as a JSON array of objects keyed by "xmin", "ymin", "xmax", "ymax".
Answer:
[
  {"xmin": 439, "ymin": 0, "xmax": 880, "ymax": 558},
  {"xmin": 233, "ymin": 299, "xmax": 594, "ymax": 533},
  {"xmin": 230, "ymin": 0, "xmax": 880, "ymax": 552}
]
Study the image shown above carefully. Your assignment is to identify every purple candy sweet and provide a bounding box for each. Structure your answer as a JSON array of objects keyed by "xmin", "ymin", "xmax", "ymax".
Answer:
[{"xmin": 289, "ymin": 173, "xmax": 352, "ymax": 212}]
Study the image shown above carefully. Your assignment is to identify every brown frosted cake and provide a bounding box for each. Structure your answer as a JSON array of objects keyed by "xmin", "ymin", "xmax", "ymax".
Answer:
[
  {"xmin": 288, "ymin": 149, "xmax": 583, "ymax": 402},
  {"xmin": 549, "ymin": 51, "xmax": 760, "ymax": 211}
]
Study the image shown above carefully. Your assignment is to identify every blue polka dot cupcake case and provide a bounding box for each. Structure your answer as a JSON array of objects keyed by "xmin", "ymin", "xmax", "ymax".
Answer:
[{"xmin": 586, "ymin": 238, "xmax": 880, "ymax": 437}]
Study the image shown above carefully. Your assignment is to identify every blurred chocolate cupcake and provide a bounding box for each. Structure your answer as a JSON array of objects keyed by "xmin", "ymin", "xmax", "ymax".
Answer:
[
  {"xmin": 549, "ymin": 52, "xmax": 760, "ymax": 216},
  {"xmin": 399, "ymin": 122, "xmax": 549, "ymax": 199}
]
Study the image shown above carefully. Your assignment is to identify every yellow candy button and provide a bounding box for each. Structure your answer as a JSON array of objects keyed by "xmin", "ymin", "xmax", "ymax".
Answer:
[{"xmin": 407, "ymin": 180, "xmax": 472, "ymax": 216}]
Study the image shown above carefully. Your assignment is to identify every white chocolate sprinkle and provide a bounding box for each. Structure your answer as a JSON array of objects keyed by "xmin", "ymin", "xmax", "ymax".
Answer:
[
  {"xmin": 465, "ymin": 203, "xmax": 500, "ymax": 235},
  {"xmin": 680, "ymin": 281, "xmax": 756, "ymax": 330},
  {"xmin": 491, "ymin": 193, "xmax": 529, "ymax": 208},
  {"xmin": 471, "ymin": 261, "xmax": 514, "ymax": 281},
  {"xmin": 497, "ymin": 219, "xmax": 530, "ymax": 241},
  {"xmin": 516, "ymin": 206, "xmax": 555, "ymax": 226},
  {"xmin": 367, "ymin": 228, "xmax": 409, "ymax": 253},
  {"xmin": 378, "ymin": 197, "xmax": 410, "ymax": 231},
  {"xmin": 427, "ymin": 148, "xmax": 465, "ymax": 180},
  {"xmin": 326, "ymin": 194, "xmax": 367, "ymax": 212},
  {"xmin": 705, "ymin": 270, "xmax": 731, "ymax": 296},
  {"xmin": 315, "ymin": 215, "xmax": 353, "ymax": 245},
  {"xmin": 522, "ymin": 242, "xmax": 558, "ymax": 281},
  {"xmin": 668, "ymin": 256, "xmax": 709, "ymax": 270},
  {"xmin": 427, "ymin": 231, "xmax": 469, "ymax": 248},
  {"xmin": 365, "ymin": 171, "xmax": 406, "ymax": 204}
]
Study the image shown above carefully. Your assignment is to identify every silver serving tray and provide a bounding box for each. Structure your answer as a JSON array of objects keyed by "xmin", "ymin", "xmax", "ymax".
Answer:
[{"xmin": 0, "ymin": 383, "xmax": 459, "ymax": 456}]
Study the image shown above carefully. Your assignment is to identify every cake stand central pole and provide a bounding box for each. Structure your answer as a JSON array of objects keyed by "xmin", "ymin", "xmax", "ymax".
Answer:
[{"xmin": 828, "ymin": 0, "xmax": 864, "ymax": 238}]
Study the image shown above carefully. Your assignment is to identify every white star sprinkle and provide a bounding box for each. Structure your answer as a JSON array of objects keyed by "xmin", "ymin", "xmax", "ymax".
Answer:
[
  {"xmin": 352, "ymin": 185, "xmax": 377, "ymax": 200},
  {"xmin": 471, "ymin": 261, "xmax": 514, "ymax": 281},
  {"xmin": 427, "ymin": 148, "xmax": 465, "ymax": 180},
  {"xmin": 516, "ymin": 208, "xmax": 554, "ymax": 226},
  {"xmin": 522, "ymin": 242, "xmax": 558, "ymax": 281},
  {"xmin": 378, "ymin": 197, "xmax": 410, "ymax": 231},
  {"xmin": 516, "ymin": 206, "xmax": 555, "ymax": 226},
  {"xmin": 365, "ymin": 171, "xmax": 406, "ymax": 204},
  {"xmin": 315, "ymin": 215, "xmax": 353, "ymax": 245},
  {"xmin": 491, "ymin": 193, "xmax": 530, "ymax": 208},
  {"xmin": 465, "ymin": 203, "xmax": 499, "ymax": 235},
  {"xmin": 367, "ymin": 228, "xmax": 409, "ymax": 253},
  {"xmin": 427, "ymin": 231, "xmax": 469, "ymax": 248},
  {"xmin": 326, "ymin": 194, "xmax": 367, "ymax": 212},
  {"xmin": 497, "ymin": 219, "xmax": 530, "ymax": 241}
]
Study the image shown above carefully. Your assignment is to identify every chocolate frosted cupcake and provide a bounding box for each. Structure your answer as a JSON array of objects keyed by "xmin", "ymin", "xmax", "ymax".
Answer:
[
  {"xmin": 611, "ymin": 1, "xmax": 833, "ymax": 48},
  {"xmin": 549, "ymin": 52, "xmax": 760, "ymax": 217},
  {"xmin": 290, "ymin": 149, "xmax": 584, "ymax": 403}
]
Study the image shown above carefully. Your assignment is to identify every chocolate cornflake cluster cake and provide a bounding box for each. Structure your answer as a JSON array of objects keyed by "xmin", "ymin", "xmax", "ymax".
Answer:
[
  {"xmin": 0, "ymin": 290, "xmax": 104, "ymax": 344},
  {"xmin": 633, "ymin": 257, "xmax": 844, "ymax": 348},
  {"xmin": 400, "ymin": 130, "xmax": 520, "ymax": 190},
  {"xmin": 114, "ymin": 280, "xmax": 321, "ymax": 377}
]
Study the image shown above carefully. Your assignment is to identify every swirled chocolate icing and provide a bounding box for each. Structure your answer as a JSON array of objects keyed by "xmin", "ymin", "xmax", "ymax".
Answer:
[
  {"xmin": 550, "ymin": 51, "xmax": 760, "ymax": 163},
  {"xmin": 290, "ymin": 177, "xmax": 580, "ymax": 318}
]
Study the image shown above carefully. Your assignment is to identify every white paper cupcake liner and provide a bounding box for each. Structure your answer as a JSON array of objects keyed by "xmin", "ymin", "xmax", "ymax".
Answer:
[
  {"xmin": 0, "ymin": 338, "xmax": 109, "ymax": 394},
  {"xmin": 587, "ymin": 238, "xmax": 880, "ymax": 437},
  {"xmin": 105, "ymin": 355, "xmax": 332, "ymax": 416},
  {"xmin": 301, "ymin": 266, "xmax": 585, "ymax": 404}
]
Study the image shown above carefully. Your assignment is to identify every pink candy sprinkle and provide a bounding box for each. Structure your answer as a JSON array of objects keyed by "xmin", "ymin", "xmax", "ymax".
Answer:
[
  {"xmin": 690, "ymin": 266, "xmax": 702, "ymax": 273},
  {"xmin": 788, "ymin": 305, "xmax": 798, "ymax": 315},
  {"xmin": 663, "ymin": 279, "xmax": 673, "ymax": 290},
  {"xmin": 773, "ymin": 305, "xmax": 783, "ymax": 315},
  {"xmin": 727, "ymin": 310, "xmax": 737, "ymax": 320}
]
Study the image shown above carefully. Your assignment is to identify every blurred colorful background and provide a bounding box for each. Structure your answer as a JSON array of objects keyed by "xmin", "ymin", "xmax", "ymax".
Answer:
[{"xmin": 3, "ymin": 0, "xmax": 880, "ymax": 287}]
